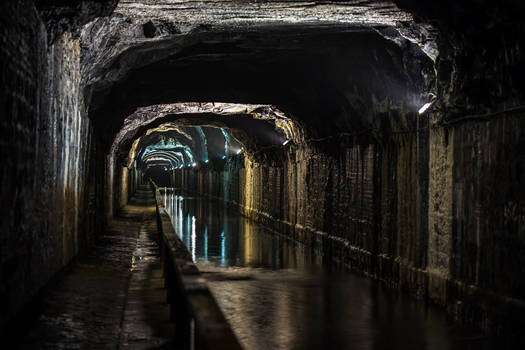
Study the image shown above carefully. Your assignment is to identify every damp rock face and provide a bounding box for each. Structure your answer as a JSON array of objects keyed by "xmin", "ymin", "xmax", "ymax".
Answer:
[
  {"xmin": 0, "ymin": 0, "xmax": 109, "ymax": 331},
  {"xmin": 36, "ymin": 0, "xmax": 118, "ymax": 43},
  {"xmin": 394, "ymin": 0, "xmax": 525, "ymax": 334}
]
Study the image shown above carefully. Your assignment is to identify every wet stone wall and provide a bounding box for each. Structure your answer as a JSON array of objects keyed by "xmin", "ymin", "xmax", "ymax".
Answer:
[
  {"xmin": 173, "ymin": 115, "xmax": 525, "ymax": 336},
  {"xmin": 427, "ymin": 111, "xmax": 525, "ymax": 335},
  {"xmin": 450, "ymin": 114, "xmax": 525, "ymax": 299},
  {"xmin": 422, "ymin": 6, "xmax": 525, "ymax": 336},
  {"xmin": 0, "ymin": 0, "xmax": 95, "ymax": 330},
  {"xmin": 173, "ymin": 134, "xmax": 426, "ymax": 289}
]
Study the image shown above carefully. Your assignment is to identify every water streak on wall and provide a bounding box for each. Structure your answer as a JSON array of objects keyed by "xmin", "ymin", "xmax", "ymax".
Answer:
[{"xmin": 0, "ymin": 1, "xmax": 95, "ymax": 328}]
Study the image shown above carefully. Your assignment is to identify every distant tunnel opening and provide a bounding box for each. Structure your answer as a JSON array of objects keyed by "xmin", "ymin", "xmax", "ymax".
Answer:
[{"xmin": 109, "ymin": 102, "xmax": 303, "ymax": 209}]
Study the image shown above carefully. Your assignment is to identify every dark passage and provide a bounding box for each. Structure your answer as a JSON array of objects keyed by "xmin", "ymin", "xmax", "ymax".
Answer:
[{"xmin": 163, "ymin": 190, "xmax": 496, "ymax": 350}]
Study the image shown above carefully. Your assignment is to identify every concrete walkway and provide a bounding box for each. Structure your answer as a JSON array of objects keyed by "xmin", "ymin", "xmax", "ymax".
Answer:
[{"xmin": 12, "ymin": 188, "xmax": 175, "ymax": 349}]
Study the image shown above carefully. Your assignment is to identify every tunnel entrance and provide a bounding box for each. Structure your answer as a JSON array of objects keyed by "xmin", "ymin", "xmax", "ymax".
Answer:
[{"xmin": 109, "ymin": 102, "xmax": 301, "ymax": 214}]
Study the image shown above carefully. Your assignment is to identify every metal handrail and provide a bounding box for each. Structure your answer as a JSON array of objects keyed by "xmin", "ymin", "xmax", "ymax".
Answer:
[{"xmin": 150, "ymin": 180, "xmax": 243, "ymax": 350}]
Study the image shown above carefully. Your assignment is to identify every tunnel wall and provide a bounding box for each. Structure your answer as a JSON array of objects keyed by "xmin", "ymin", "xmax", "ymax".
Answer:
[
  {"xmin": 423, "ymin": 9, "xmax": 525, "ymax": 335},
  {"xmin": 174, "ymin": 133, "xmax": 427, "ymax": 287},
  {"xmin": 107, "ymin": 157, "xmax": 131, "ymax": 219},
  {"xmin": 427, "ymin": 112, "xmax": 525, "ymax": 334},
  {"xmin": 174, "ymin": 113, "xmax": 525, "ymax": 334},
  {"xmin": 0, "ymin": 0, "xmax": 100, "ymax": 330},
  {"xmin": 115, "ymin": 166, "xmax": 139, "ymax": 208},
  {"xmin": 118, "ymin": 166, "xmax": 129, "ymax": 209}
]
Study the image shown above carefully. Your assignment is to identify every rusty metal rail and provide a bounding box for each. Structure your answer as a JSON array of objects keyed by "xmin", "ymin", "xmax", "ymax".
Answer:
[{"xmin": 150, "ymin": 182, "xmax": 242, "ymax": 350}]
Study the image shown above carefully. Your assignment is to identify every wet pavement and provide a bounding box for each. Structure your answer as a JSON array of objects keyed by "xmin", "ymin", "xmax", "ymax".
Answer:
[
  {"xmin": 10, "ymin": 188, "xmax": 175, "ymax": 349},
  {"xmin": 163, "ymin": 190, "xmax": 498, "ymax": 350}
]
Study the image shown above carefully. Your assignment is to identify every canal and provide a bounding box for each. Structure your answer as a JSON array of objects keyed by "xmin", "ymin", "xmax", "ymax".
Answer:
[{"xmin": 161, "ymin": 190, "xmax": 496, "ymax": 350}]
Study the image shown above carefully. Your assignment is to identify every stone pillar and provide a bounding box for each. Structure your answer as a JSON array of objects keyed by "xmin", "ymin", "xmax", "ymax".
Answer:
[
  {"xmin": 426, "ymin": 118, "xmax": 453, "ymax": 305},
  {"xmin": 416, "ymin": 112, "xmax": 430, "ymax": 269}
]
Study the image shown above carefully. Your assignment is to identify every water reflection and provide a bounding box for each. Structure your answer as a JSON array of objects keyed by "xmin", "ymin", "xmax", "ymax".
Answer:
[
  {"xmin": 130, "ymin": 242, "xmax": 143, "ymax": 271},
  {"xmin": 161, "ymin": 190, "xmax": 495, "ymax": 350}
]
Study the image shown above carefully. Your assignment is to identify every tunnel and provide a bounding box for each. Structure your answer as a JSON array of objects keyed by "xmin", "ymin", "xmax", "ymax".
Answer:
[{"xmin": 1, "ymin": 0, "xmax": 524, "ymax": 348}]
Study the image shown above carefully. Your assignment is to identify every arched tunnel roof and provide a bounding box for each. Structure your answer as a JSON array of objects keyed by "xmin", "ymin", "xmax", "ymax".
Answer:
[
  {"xmin": 133, "ymin": 125, "xmax": 246, "ymax": 170},
  {"xmin": 142, "ymin": 149, "xmax": 184, "ymax": 168},
  {"xmin": 111, "ymin": 103, "xmax": 295, "ymax": 166},
  {"xmin": 81, "ymin": 1, "xmax": 437, "ymax": 155}
]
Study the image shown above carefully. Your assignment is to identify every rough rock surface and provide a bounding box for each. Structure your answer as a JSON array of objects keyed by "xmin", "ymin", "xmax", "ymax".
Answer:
[
  {"xmin": 112, "ymin": 103, "xmax": 299, "ymax": 162},
  {"xmin": 79, "ymin": 1, "xmax": 436, "ymax": 151},
  {"xmin": 0, "ymin": 0, "xmax": 102, "ymax": 330},
  {"xmin": 36, "ymin": 0, "xmax": 118, "ymax": 43}
]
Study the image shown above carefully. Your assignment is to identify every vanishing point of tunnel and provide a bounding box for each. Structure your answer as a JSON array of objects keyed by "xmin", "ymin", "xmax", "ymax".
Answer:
[{"xmin": 1, "ymin": 0, "xmax": 524, "ymax": 349}]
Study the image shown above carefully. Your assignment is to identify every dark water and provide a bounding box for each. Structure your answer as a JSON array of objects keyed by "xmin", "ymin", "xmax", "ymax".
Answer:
[{"xmin": 162, "ymin": 190, "xmax": 495, "ymax": 350}]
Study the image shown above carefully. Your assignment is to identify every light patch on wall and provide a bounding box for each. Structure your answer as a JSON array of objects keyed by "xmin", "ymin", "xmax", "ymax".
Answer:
[
  {"xmin": 195, "ymin": 126, "xmax": 208, "ymax": 161},
  {"xmin": 127, "ymin": 138, "xmax": 142, "ymax": 168},
  {"xmin": 221, "ymin": 128, "xmax": 230, "ymax": 156}
]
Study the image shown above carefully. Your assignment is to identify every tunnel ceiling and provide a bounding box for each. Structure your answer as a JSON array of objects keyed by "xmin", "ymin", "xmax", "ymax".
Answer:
[
  {"xmin": 111, "ymin": 102, "xmax": 297, "ymax": 165},
  {"xmin": 133, "ymin": 125, "xmax": 245, "ymax": 170},
  {"xmin": 79, "ymin": 0, "xmax": 437, "ymax": 152}
]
